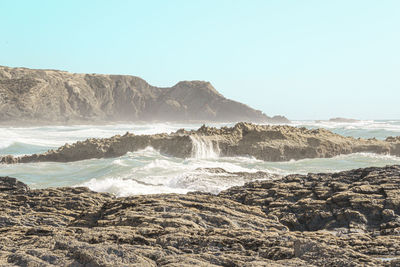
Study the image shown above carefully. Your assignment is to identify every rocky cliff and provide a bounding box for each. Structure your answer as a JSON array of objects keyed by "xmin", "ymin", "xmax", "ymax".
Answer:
[
  {"xmin": 2, "ymin": 165, "xmax": 400, "ymax": 266},
  {"xmin": 0, "ymin": 66, "xmax": 288, "ymax": 124},
  {"xmin": 2, "ymin": 122, "xmax": 400, "ymax": 164}
]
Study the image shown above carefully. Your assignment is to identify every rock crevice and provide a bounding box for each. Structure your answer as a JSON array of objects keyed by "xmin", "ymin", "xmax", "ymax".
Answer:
[{"xmin": 2, "ymin": 165, "xmax": 400, "ymax": 266}]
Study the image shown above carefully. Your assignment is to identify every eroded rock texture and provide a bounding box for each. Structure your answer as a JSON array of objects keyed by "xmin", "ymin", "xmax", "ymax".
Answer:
[
  {"xmin": 2, "ymin": 165, "xmax": 400, "ymax": 266},
  {"xmin": 2, "ymin": 122, "xmax": 400, "ymax": 164},
  {"xmin": 0, "ymin": 66, "xmax": 287, "ymax": 124}
]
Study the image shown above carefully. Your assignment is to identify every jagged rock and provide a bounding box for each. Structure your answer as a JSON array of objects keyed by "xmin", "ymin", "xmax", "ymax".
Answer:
[
  {"xmin": 0, "ymin": 66, "xmax": 288, "ymax": 124},
  {"xmin": 329, "ymin": 117, "xmax": 360, "ymax": 123},
  {"xmin": 3, "ymin": 166, "xmax": 400, "ymax": 266},
  {"xmin": 221, "ymin": 165, "xmax": 400, "ymax": 232},
  {"xmin": 2, "ymin": 122, "xmax": 400, "ymax": 164},
  {"xmin": 0, "ymin": 177, "xmax": 303, "ymax": 266},
  {"xmin": 0, "ymin": 176, "xmax": 29, "ymax": 192},
  {"xmin": 387, "ymin": 136, "xmax": 400, "ymax": 143},
  {"xmin": 220, "ymin": 165, "xmax": 400, "ymax": 264}
]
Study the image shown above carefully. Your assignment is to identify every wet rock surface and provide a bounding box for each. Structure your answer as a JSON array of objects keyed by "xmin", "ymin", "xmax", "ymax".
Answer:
[
  {"xmin": 2, "ymin": 122, "xmax": 400, "ymax": 164},
  {"xmin": 221, "ymin": 165, "xmax": 400, "ymax": 265},
  {"xmin": 2, "ymin": 165, "xmax": 400, "ymax": 266}
]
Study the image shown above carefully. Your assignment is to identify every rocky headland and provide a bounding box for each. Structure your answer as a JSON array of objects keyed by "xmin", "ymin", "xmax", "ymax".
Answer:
[
  {"xmin": 0, "ymin": 66, "xmax": 288, "ymax": 125},
  {"xmin": 2, "ymin": 122, "xmax": 400, "ymax": 164},
  {"xmin": 2, "ymin": 165, "xmax": 400, "ymax": 266}
]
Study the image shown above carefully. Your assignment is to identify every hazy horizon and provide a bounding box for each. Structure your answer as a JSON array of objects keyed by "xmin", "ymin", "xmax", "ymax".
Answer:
[{"xmin": 1, "ymin": 0, "xmax": 399, "ymax": 120}]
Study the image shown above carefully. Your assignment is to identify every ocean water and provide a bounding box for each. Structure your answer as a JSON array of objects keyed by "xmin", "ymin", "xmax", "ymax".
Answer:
[{"xmin": 0, "ymin": 120, "xmax": 399, "ymax": 196}]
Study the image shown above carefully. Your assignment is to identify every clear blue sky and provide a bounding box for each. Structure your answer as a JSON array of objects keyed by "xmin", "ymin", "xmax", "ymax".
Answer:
[{"xmin": 1, "ymin": 0, "xmax": 399, "ymax": 120}]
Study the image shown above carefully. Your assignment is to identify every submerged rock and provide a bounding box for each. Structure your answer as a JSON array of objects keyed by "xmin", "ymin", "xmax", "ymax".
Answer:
[
  {"xmin": 3, "ymin": 166, "xmax": 400, "ymax": 266},
  {"xmin": 328, "ymin": 117, "xmax": 361, "ymax": 123},
  {"xmin": 2, "ymin": 122, "xmax": 400, "ymax": 164}
]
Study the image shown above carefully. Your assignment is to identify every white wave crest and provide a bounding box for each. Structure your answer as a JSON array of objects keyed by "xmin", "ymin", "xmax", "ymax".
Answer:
[
  {"xmin": 292, "ymin": 120, "xmax": 400, "ymax": 133},
  {"xmin": 190, "ymin": 135, "xmax": 220, "ymax": 159},
  {"xmin": 81, "ymin": 177, "xmax": 189, "ymax": 197},
  {"xmin": 332, "ymin": 152, "xmax": 400, "ymax": 161},
  {"xmin": 0, "ymin": 140, "xmax": 13, "ymax": 150}
]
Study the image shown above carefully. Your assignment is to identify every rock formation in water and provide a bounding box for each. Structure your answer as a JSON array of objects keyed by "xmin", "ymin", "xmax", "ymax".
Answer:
[
  {"xmin": 2, "ymin": 165, "xmax": 400, "ymax": 266},
  {"xmin": 328, "ymin": 117, "xmax": 360, "ymax": 123},
  {"xmin": 0, "ymin": 65, "xmax": 288, "ymax": 124},
  {"xmin": 2, "ymin": 122, "xmax": 400, "ymax": 164}
]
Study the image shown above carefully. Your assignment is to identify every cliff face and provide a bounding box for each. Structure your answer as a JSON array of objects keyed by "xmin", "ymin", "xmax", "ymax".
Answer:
[{"xmin": 0, "ymin": 66, "xmax": 288, "ymax": 124}]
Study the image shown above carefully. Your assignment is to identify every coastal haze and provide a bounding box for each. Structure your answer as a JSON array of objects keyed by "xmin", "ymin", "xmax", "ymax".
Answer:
[
  {"xmin": 2, "ymin": 56, "xmax": 400, "ymax": 267},
  {"xmin": 0, "ymin": 66, "xmax": 287, "ymax": 124},
  {"xmin": 2, "ymin": 1, "xmax": 400, "ymax": 266}
]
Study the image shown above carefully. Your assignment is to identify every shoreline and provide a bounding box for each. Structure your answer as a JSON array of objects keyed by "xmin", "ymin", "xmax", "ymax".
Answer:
[
  {"xmin": 2, "ymin": 165, "xmax": 400, "ymax": 266},
  {"xmin": 0, "ymin": 119, "xmax": 289, "ymax": 127}
]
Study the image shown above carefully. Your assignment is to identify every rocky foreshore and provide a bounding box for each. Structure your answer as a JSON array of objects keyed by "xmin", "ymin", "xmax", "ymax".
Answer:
[
  {"xmin": 2, "ymin": 122, "xmax": 400, "ymax": 164},
  {"xmin": 1, "ymin": 165, "xmax": 400, "ymax": 266}
]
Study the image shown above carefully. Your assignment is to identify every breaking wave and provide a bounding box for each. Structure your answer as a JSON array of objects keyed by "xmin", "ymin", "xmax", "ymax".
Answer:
[
  {"xmin": 190, "ymin": 135, "xmax": 220, "ymax": 159},
  {"xmin": 291, "ymin": 120, "xmax": 400, "ymax": 140},
  {"xmin": 1, "ymin": 120, "xmax": 400, "ymax": 196}
]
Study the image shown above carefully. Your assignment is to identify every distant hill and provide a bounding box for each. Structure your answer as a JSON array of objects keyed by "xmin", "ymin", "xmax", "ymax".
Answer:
[{"xmin": 0, "ymin": 66, "xmax": 289, "ymax": 125}]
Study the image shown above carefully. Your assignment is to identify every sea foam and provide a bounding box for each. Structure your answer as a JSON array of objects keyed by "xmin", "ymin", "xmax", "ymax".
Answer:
[
  {"xmin": 190, "ymin": 135, "xmax": 220, "ymax": 159},
  {"xmin": 1, "ymin": 121, "xmax": 400, "ymax": 196}
]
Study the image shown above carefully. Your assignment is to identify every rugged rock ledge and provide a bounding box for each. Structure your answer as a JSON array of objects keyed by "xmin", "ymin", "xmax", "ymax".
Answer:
[
  {"xmin": 328, "ymin": 117, "xmax": 360, "ymax": 123},
  {"xmin": 2, "ymin": 165, "xmax": 400, "ymax": 266},
  {"xmin": 2, "ymin": 122, "xmax": 400, "ymax": 164},
  {"xmin": 0, "ymin": 65, "xmax": 288, "ymax": 124}
]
